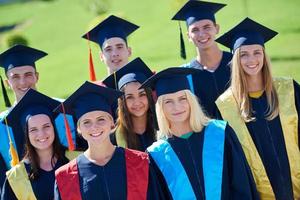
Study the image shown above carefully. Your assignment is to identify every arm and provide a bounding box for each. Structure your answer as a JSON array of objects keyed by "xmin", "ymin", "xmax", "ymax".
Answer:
[
  {"xmin": 293, "ymin": 80, "xmax": 300, "ymax": 149},
  {"xmin": 221, "ymin": 125, "xmax": 260, "ymax": 200},
  {"xmin": 1, "ymin": 178, "xmax": 17, "ymax": 200}
]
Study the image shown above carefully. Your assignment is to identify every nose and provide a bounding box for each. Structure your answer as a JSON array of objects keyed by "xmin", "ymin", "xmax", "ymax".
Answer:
[{"xmin": 111, "ymin": 48, "xmax": 119, "ymax": 57}]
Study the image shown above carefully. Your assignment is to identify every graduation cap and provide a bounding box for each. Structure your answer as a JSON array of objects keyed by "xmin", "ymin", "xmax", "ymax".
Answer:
[
  {"xmin": 0, "ymin": 44, "xmax": 47, "ymax": 73},
  {"xmin": 2, "ymin": 89, "xmax": 60, "ymax": 166},
  {"xmin": 0, "ymin": 44, "xmax": 47, "ymax": 107},
  {"xmin": 82, "ymin": 15, "xmax": 139, "ymax": 48},
  {"xmin": 140, "ymin": 67, "xmax": 198, "ymax": 97},
  {"xmin": 171, "ymin": 0, "xmax": 226, "ymax": 59},
  {"xmin": 54, "ymin": 81, "xmax": 123, "ymax": 122},
  {"xmin": 103, "ymin": 57, "xmax": 153, "ymax": 90},
  {"xmin": 81, "ymin": 15, "xmax": 139, "ymax": 81},
  {"xmin": 216, "ymin": 17, "xmax": 278, "ymax": 52}
]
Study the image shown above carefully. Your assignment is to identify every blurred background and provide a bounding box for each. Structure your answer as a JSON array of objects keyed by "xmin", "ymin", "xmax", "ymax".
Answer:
[{"xmin": 0, "ymin": 0, "xmax": 300, "ymax": 110}]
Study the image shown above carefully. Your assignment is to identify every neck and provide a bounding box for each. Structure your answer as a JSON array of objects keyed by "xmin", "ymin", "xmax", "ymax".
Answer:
[
  {"xmin": 246, "ymin": 73, "xmax": 264, "ymax": 92},
  {"xmin": 86, "ymin": 139, "xmax": 116, "ymax": 166},
  {"xmin": 131, "ymin": 114, "xmax": 147, "ymax": 135},
  {"xmin": 170, "ymin": 120, "xmax": 192, "ymax": 137},
  {"xmin": 36, "ymin": 147, "xmax": 55, "ymax": 171},
  {"xmin": 196, "ymin": 44, "xmax": 223, "ymax": 70}
]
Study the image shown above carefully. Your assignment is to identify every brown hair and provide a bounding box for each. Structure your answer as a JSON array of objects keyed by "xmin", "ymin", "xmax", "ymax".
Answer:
[
  {"xmin": 23, "ymin": 115, "xmax": 68, "ymax": 180},
  {"xmin": 117, "ymin": 86, "xmax": 156, "ymax": 149}
]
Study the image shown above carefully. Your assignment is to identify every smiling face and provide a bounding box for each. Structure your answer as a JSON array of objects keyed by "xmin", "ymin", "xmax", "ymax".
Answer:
[
  {"xmin": 162, "ymin": 90, "xmax": 190, "ymax": 125},
  {"xmin": 6, "ymin": 65, "xmax": 39, "ymax": 102},
  {"xmin": 27, "ymin": 114, "xmax": 55, "ymax": 151},
  {"xmin": 77, "ymin": 110, "xmax": 114, "ymax": 145},
  {"xmin": 123, "ymin": 82, "xmax": 149, "ymax": 119},
  {"xmin": 187, "ymin": 19, "xmax": 219, "ymax": 51},
  {"xmin": 100, "ymin": 37, "xmax": 131, "ymax": 74},
  {"xmin": 239, "ymin": 44, "xmax": 264, "ymax": 79}
]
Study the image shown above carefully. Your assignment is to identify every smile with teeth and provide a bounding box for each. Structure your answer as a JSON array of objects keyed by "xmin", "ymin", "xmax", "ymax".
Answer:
[
  {"xmin": 198, "ymin": 38, "xmax": 209, "ymax": 44},
  {"xmin": 247, "ymin": 64, "xmax": 258, "ymax": 69},
  {"xmin": 20, "ymin": 87, "xmax": 30, "ymax": 92},
  {"xmin": 90, "ymin": 131, "xmax": 104, "ymax": 137},
  {"xmin": 37, "ymin": 137, "xmax": 49, "ymax": 143},
  {"xmin": 112, "ymin": 59, "xmax": 122, "ymax": 64}
]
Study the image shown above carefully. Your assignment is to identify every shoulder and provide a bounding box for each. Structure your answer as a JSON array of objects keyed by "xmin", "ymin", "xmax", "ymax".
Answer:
[
  {"xmin": 125, "ymin": 148, "xmax": 149, "ymax": 162},
  {"xmin": 55, "ymin": 159, "xmax": 77, "ymax": 177},
  {"xmin": 216, "ymin": 88, "xmax": 234, "ymax": 102}
]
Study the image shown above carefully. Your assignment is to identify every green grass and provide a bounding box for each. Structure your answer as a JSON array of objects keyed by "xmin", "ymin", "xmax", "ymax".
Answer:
[{"xmin": 0, "ymin": 0, "xmax": 300, "ymax": 110}]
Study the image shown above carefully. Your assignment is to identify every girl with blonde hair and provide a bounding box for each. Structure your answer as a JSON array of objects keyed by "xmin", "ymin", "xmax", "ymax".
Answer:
[
  {"xmin": 142, "ymin": 67, "xmax": 259, "ymax": 200},
  {"xmin": 216, "ymin": 18, "xmax": 300, "ymax": 200}
]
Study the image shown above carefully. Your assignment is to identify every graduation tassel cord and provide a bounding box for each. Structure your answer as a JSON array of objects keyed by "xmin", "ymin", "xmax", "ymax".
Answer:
[
  {"xmin": 61, "ymin": 103, "xmax": 75, "ymax": 151},
  {"xmin": 179, "ymin": 22, "xmax": 187, "ymax": 60},
  {"xmin": 0, "ymin": 75, "xmax": 11, "ymax": 108},
  {"xmin": 87, "ymin": 33, "xmax": 97, "ymax": 81},
  {"xmin": 4, "ymin": 117, "xmax": 19, "ymax": 167}
]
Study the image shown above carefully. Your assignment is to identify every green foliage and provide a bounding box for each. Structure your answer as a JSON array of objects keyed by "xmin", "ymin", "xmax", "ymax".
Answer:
[
  {"xmin": 6, "ymin": 33, "xmax": 28, "ymax": 47},
  {"xmin": 0, "ymin": 0, "xmax": 300, "ymax": 111}
]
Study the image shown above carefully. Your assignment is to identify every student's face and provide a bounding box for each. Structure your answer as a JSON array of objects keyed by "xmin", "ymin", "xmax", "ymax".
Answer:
[
  {"xmin": 27, "ymin": 114, "xmax": 55, "ymax": 151},
  {"xmin": 162, "ymin": 90, "xmax": 190, "ymax": 124},
  {"xmin": 100, "ymin": 37, "xmax": 131, "ymax": 74},
  {"xmin": 124, "ymin": 82, "xmax": 149, "ymax": 118},
  {"xmin": 187, "ymin": 19, "xmax": 219, "ymax": 50},
  {"xmin": 239, "ymin": 44, "xmax": 264, "ymax": 78},
  {"xmin": 77, "ymin": 111, "xmax": 114, "ymax": 144},
  {"xmin": 6, "ymin": 66, "xmax": 39, "ymax": 101}
]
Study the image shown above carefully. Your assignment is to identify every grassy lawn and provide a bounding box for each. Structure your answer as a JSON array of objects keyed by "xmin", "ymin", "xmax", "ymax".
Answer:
[{"xmin": 0, "ymin": 0, "xmax": 299, "ymax": 110}]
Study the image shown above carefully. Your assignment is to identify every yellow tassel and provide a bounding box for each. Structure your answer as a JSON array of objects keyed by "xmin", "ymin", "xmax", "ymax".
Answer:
[
  {"xmin": 9, "ymin": 142, "xmax": 19, "ymax": 167},
  {"xmin": 4, "ymin": 117, "xmax": 19, "ymax": 167}
]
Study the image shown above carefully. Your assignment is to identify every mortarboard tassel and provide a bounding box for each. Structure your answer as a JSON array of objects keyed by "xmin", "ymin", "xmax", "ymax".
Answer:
[
  {"xmin": 4, "ymin": 118, "xmax": 19, "ymax": 167},
  {"xmin": 0, "ymin": 75, "xmax": 11, "ymax": 108},
  {"xmin": 179, "ymin": 22, "xmax": 187, "ymax": 60},
  {"xmin": 87, "ymin": 33, "xmax": 97, "ymax": 81},
  {"xmin": 61, "ymin": 103, "xmax": 75, "ymax": 151}
]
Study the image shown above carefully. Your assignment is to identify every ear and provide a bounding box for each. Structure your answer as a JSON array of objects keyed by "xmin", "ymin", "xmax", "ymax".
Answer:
[
  {"xmin": 215, "ymin": 23, "xmax": 220, "ymax": 34},
  {"xmin": 127, "ymin": 47, "xmax": 132, "ymax": 57},
  {"xmin": 99, "ymin": 51, "xmax": 105, "ymax": 62},
  {"xmin": 186, "ymin": 30, "xmax": 193, "ymax": 43},
  {"xmin": 77, "ymin": 127, "xmax": 82, "ymax": 134},
  {"xmin": 35, "ymin": 71, "xmax": 39, "ymax": 82}
]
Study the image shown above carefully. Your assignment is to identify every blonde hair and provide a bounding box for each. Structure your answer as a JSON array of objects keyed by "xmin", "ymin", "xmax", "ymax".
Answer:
[
  {"xmin": 230, "ymin": 47, "xmax": 279, "ymax": 122},
  {"xmin": 156, "ymin": 90, "xmax": 210, "ymax": 139}
]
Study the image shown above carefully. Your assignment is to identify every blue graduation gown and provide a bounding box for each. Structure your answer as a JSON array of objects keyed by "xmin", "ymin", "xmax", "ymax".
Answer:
[
  {"xmin": 184, "ymin": 51, "xmax": 232, "ymax": 118},
  {"xmin": 54, "ymin": 147, "xmax": 166, "ymax": 200},
  {"xmin": 150, "ymin": 125, "xmax": 259, "ymax": 200},
  {"xmin": 1, "ymin": 159, "xmax": 66, "ymax": 200}
]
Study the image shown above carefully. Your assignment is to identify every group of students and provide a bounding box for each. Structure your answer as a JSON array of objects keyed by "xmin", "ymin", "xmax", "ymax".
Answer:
[{"xmin": 0, "ymin": 0, "xmax": 299, "ymax": 199}]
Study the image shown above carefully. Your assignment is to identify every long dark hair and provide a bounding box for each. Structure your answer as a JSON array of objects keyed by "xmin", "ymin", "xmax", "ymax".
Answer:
[
  {"xmin": 117, "ymin": 86, "xmax": 157, "ymax": 149},
  {"xmin": 23, "ymin": 115, "xmax": 68, "ymax": 180}
]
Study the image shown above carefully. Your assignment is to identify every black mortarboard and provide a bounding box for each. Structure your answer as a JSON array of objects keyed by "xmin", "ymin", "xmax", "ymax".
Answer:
[
  {"xmin": 216, "ymin": 17, "xmax": 278, "ymax": 52},
  {"xmin": 0, "ymin": 44, "xmax": 47, "ymax": 73},
  {"xmin": 3, "ymin": 89, "xmax": 60, "ymax": 133},
  {"xmin": 140, "ymin": 67, "xmax": 198, "ymax": 97},
  {"xmin": 172, "ymin": 0, "xmax": 226, "ymax": 26},
  {"xmin": 54, "ymin": 81, "xmax": 123, "ymax": 121},
  {"xmin": 103, "ymin": 57, "xmax": 153, "ymax": 90},
  {"xmin": 82, "ymin": 15, "xmax": 139, "ymax": 49}
]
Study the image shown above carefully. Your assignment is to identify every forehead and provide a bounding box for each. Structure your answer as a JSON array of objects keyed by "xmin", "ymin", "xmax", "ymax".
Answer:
[
  {"xmin": 7, "ymin": 65, "xmax": 36, "ymax": 76},
  {"xmin": 28, "ymin": 114, "xmax": 51, "ymax": 126},
  {"xmin": 240, "ymin": 44, "xmax": 263, "ymax": 52},
  {"xmin": 162, "ymin": 90, "xmax": 186, "ymax": 99},
  {"xmin": 102, "ymin": 37, "xmax": 127, "ymax": 49},
  {"xmin": 188, "ymin": 19, "xmax": 215, "ymax": 29},
  {"xmin": 80, "ymin": 110, "xmax": 111, "ymax": 120},
  {"xmin": 124, "ymin": 81, "xmax": 143, "ymax": 93}
]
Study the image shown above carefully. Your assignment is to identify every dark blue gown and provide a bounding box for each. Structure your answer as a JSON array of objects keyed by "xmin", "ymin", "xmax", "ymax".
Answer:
[
  {"xmin": 183, "ymin": 51, "xmax": 232, "ymax": 118},
  {"xmin": 54, "ymin": 147, "xmax": 166, "ymax": 200},
  {"xmin": 216, "ymin": 80, "xmax": 300, "ymax": 200},
  {"xmin": 1, "ymin": 159, "xmax": 66, "ymax": 200},
  {"xmin": 150, "ymin": 125, "xmax": 259, "ymax": 200}
]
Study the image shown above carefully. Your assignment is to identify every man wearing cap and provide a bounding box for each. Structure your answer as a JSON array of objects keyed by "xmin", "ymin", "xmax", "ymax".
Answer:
[
  {"xmin": 82, "ymin": 15, "xmax": 139, "ymax": 77},
  {"xmin": 172, "ymin": 0, "xmax": 232, "ymax": 118},
  {"xmin": 0, "ymin": 45, "xmax": 78, "ymax": 182}
]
